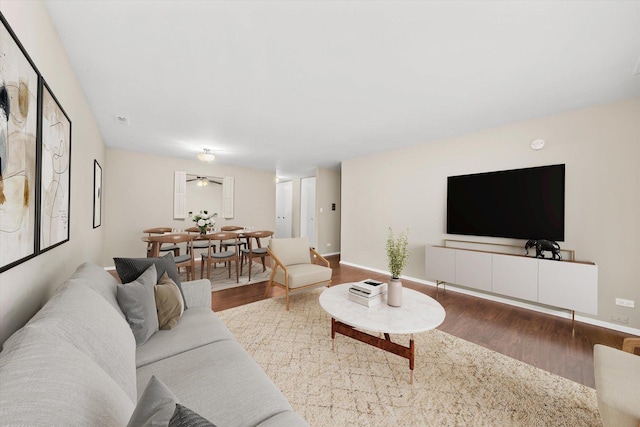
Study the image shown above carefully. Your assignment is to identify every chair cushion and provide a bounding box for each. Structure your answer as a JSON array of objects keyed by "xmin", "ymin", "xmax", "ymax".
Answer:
[
  {"xmin": 241, "ymin": 247, "xmax": 267, "ymax": 256},
  {"xmin": 273, "ymin": 263, "xmax": 331, "ymax": 289},
  {"xmin": 269, "ymin": 237, "xmax": 310, "ymax": 266},
  {"xmin": 117, "ymin": 265, "xmax": 159, "ymax": 347},
  {"xmin": 160, "ymin": 244, "xmax": 180, "ymax": 251},
  {"xmin": 174, "ymin": 254, "xmax": 192, "ymax": 264}
]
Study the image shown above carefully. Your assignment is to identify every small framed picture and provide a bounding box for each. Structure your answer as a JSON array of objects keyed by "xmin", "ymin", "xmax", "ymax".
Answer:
[{"xmin": 93, "ymin": 160, "xmax": 102, "ymax": 228}]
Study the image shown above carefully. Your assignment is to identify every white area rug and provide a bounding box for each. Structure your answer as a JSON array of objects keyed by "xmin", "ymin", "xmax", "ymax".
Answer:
[
  {"xmin": 217, "ymin": 289, "xmax": 601, "ymax": 427},
  {"xmin": 205, "ymin": 261, "xmax": 271, "ymax": 292}
]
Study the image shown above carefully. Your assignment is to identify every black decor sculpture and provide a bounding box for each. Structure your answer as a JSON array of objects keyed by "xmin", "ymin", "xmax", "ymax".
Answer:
[{"xmin": 525, "ymin": 239, "xmax": 562, "ymax": 260}]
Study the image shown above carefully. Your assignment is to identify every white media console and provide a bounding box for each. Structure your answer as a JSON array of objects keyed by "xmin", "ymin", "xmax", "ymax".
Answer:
[{"xmin": 425, "ymin": 244, "xmax": 598, "ymax": 320}]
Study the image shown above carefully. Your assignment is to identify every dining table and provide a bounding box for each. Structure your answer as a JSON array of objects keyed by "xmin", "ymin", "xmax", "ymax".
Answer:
[{"xmin": 141, "ymin": 229, "xmax": 252, "ymax": 258}]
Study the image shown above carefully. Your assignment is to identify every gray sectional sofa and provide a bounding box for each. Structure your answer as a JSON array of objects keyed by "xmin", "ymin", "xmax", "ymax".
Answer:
[{"xmin": 0, "ymin": 262, "xmax": 307, "ymax": 426}]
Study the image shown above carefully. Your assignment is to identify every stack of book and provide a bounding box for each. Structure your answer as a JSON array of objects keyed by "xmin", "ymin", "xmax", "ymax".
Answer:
[{"xmin": 348, "ymin": 279, "xmax": 388, "ymax": 307}]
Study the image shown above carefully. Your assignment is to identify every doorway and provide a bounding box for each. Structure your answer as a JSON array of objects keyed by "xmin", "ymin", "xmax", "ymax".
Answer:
[
  {"xmin": 300, "ymin": 177, "xmax": 316, "ymax": 248},
  {"xmin": 275, "ymin": 181, "xmax": 292, "ymax": 238}
]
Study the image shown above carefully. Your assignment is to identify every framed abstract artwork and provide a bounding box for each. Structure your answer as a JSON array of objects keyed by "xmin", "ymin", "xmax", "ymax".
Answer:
[
  {"xmin": 38, "ymin": 79, "xmax": 71, "ymax": 253},
  {"xmin": 93, "ymin": 160, "xmax": 102, "ymax": 228},
  {"xmin": 0, "ymin": 14, "xmax": 40, "ymax": 272}
]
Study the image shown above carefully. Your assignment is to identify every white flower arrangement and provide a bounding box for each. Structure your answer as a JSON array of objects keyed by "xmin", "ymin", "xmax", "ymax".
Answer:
[{"xmin": 193, "ymin": 210, "xmax": 218, "ymax": 234}]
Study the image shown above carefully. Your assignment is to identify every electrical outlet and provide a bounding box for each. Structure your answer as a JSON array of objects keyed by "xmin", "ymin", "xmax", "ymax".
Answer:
[
  {"xmin": 615, "ymin": 298, "xmax": 635, "ymax": 308},
  {"xmin": 610, "ymin": 314, "xmax": 629, "ymax": 324}
]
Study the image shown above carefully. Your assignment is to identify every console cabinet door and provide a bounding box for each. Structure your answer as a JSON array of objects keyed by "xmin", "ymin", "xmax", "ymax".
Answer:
[
  {"xmin": 455, "ymin": 250, "xmax": 492, "ymax": 292},
  {"xmin": 425, "ymin": 246, "xmax": 456, "ymax": 283},
  {"xmin": 492, "ymin": 254, "xmax": 538, "ymax": 301},
  {"xmin": 538, "ymin": 260, "xmax": 598, "ymax": 315}
]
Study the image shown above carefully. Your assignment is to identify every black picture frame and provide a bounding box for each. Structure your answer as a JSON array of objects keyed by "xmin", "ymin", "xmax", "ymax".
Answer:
[
  {"xmin": 38, "ymin": 78, "xmax": 71, "ymax": 253},
  {"xmin": 0, "ymin": 13, "xmax": 41, "ymax": 273},
  {"xmin": 93, "ymin": 160, "xmax": 102, "ymax": 228}
]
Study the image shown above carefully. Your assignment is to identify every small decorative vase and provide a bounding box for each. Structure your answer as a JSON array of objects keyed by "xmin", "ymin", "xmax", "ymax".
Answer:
[
  {"xmin": 199, "ymin": 227, "xmax": 207, "ymax": 235},
  {"xmin": 387, "ymin": 278, "xmax": 403, "ymax": 307}
]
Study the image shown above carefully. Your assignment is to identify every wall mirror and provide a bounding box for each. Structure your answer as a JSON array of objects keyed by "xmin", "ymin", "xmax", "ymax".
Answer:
[
  {"xmin": 174, "ymin": 172, "xmax": 234, "ymax": 219},
  {"xmin": 186, "ymin": 174, "xmax": 223, "ymax": 218}
]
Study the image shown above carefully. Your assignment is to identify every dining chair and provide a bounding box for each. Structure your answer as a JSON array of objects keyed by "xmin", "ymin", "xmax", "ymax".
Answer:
[
  {"xmin": 220, "ymin": 225, "xmax": 247, "ymax": 252},
  {"xmin": 185, "ymin": 226, "xmax": 215, "ymax": 258},
  {"xmin": 239, "ymin": 230, "xmax": 274, "ymax": 281},
  {"xmin": 200, "ymin": 232, "xmax": 240, "ymax": 283},
  {"xmin": 143, "ymin": 227, "xmax": 181, "ymax": 257},
  {"xmin": 147, "ymin": 234, "xmax": 195, "ymax": 280}
]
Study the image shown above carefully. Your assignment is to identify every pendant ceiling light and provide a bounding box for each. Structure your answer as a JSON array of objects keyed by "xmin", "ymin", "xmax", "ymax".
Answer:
[{"xmin": 197, "ymin": 148, "xmax": 215, "ymax": 162}]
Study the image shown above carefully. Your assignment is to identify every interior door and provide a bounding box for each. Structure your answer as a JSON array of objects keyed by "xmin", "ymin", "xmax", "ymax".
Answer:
[
  {"xmin": 300, "ymin": 177, "xmax": 316, "ymax": 248},
  {"xmin": 275, "ymin": 181, "xmax": 292, "ymax": 238}
]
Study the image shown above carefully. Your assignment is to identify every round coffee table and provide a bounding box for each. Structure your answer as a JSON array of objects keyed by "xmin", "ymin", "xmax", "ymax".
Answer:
[{"xmin": 319, "ymin": 283, "xmax": 446, "ymax": 383}]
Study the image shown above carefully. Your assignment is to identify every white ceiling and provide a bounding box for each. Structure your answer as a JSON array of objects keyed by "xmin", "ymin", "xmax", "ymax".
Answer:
[{"xmin": 44, "ymin": 0, "xmax": 640, "ymax": 179}]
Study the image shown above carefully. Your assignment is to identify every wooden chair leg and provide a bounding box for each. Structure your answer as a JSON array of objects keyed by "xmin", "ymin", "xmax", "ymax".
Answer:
[
  {"xmin": 264, "ymin": 280, "xmax": 272, "ymax": 297},
  {"xmin": 200, "ymin": 258, "xmax": 205, "ymax": 279}
]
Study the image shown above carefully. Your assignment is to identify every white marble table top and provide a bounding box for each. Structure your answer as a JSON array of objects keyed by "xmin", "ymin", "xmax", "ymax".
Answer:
[{"xmin": 319, "ymin": 283, "xmax": 446, "ymax": 335}]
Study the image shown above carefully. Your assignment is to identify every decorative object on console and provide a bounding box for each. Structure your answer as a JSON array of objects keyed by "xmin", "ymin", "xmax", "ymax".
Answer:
[
  {"xmin": 197, "ymin": 148, "xmax": 215, "ymax": 162},
  {"xmin": 193, "ymin": 210, "xmax": 217, "ymax": 234},
  {"xmin": 386, "ymin": 227, "xmax": 409, "ymax": 307},
  {"xmin": 525, "ymin": 239, "xmax": 562, "ymax": 260}
]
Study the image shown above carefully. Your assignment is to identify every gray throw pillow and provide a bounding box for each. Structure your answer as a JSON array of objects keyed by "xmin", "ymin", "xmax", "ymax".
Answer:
[
  {"xmin": 117, "ymin": 264, "xmax": 159, "ymax": 346},
  {"xmin": 127, "ymin": 375, "xmax": 179, "ymax": 427},
  {"xmin": 169, "ymin": 404, "xmax": 216, "ymax": 427},
  {"xmin": 114, "ymin": 252, "xmax": 188, "ymax": 309}
]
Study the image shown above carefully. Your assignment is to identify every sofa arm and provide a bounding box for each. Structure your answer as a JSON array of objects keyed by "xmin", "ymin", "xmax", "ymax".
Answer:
[{"xmin": 181, "ymin": 279, "xmax": 211, "ymax": 309}]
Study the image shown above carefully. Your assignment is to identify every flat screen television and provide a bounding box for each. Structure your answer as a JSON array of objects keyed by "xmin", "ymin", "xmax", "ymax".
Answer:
[{"xmin": 446, "ymin": 164, "xmax": 565, "ymax": 241}]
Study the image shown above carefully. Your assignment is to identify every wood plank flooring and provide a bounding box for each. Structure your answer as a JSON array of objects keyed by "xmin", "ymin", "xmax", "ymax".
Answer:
[{"xmin": 211, "ymin": 255, "xmax": 634, "ymax": 388}]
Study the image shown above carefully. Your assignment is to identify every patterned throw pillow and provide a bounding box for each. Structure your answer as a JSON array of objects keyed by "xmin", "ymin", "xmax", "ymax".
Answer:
[
  {"xmin": 114, "ymin": 252, "xmax": 188, "ymax": 309},
  {"xmin": 169, "ymin": 404, "xmax": 216, "ymax": 427},
  {"xmin": 155, "ymin": 272, "xmax": 184, "ymax": 330}
]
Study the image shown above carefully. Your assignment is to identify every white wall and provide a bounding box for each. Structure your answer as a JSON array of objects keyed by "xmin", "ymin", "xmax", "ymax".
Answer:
[
  {"xmin": 103, "ymin": 149, "xmax": 276, "ymax": 265},
  {"xmin": 0, "ymin": 1, "xmax": 107, "ymax": 344},
  {"xmin": 341, "ymin": 97, "xmax": 640, "ymax": 330}
]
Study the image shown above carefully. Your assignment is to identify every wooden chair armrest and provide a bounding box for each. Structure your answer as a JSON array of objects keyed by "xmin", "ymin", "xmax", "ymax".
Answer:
[
  {"xmin": 267, "ymin": 247, "xmax": 288, "ymax": 274},
  {"xmin": 622, "ymin": 337, "xmax": 640, "ymax": 354},
  {"xmin": 310, "ymin": 247, "xmax": 330, "ymax": 268}
]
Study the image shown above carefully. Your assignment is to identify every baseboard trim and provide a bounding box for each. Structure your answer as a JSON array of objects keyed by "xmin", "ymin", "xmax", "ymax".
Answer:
[{"xmin": 339, "ymin": 260, "xmax": 640, "ymax": 336}]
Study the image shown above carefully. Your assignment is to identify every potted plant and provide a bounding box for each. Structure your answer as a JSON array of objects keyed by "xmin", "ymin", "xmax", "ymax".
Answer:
[{"xmin": 386, "ymin": 227, "xmax": 409, "ymax": 307}]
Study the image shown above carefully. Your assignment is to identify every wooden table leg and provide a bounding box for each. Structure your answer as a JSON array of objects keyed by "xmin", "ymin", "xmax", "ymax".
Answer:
[{"xmin": 331, "ymin": 318, "xmax": 336, "ymax": 351}]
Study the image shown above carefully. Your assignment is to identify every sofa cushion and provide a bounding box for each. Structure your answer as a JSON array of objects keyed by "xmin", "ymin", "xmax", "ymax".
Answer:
[
  {"xmin": 118, "ymin": 264, "xmax": 159, "ymax": 347},
  {"xmin": 65, "ymin": 261, "xmax": 125, "ymax": 318},
  {"xmin": 6, "ymin": 283, "xmax": 137, "ymax": 403},
  {"xmin": 136, "ymin": 340, "xmax": 306, "ymax": 427},
  {"xmin": 114, "ymin": 253, "xmax": 188, "ymax": 309},
  {"xmin": 273, "ymin": 263, "xmax": 332, "ymax": 289},
  {"xmin": 155, "ymin": 272, "xmax": 184, "ymax": 330},
  {"xmin": 0, "ymin": 328, "xmax": 135, "ymax": 426},
  {"xmin": 136, "ymin": 307, "xmax": 235, "ymax": 368},
  {"xmin": 269, "ymin": 237, "xmax": 310, "ymax": 266},
  {"xmin": 128, "ymin": 375, "xmax": 179, "ymax": 427}
]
